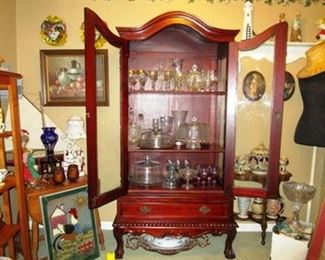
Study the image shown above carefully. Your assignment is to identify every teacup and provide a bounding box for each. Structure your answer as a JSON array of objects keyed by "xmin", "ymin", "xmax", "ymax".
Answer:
[{"xmin": 0, "ymin": 168, "xmax": 8, "ymax": 182}]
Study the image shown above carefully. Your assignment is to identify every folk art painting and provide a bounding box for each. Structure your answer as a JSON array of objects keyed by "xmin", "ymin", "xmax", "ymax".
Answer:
[{"xmin": 40, "ymin": 185, "xmax": 99, "ymax": 260}]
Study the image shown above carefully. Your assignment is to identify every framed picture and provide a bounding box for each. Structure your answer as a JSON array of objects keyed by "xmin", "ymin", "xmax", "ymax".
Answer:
[
  {"xmin": 284, "ymin": 71, "xmax": 295, "ymax": 101},
  {"xmin": 40, "ymin": 49, "xmax": 108, "ymax": 106},
  {"xmin": 40, "ymin": 185, "xmax": 100, "ymax": 260},
  {"xmin": 242, "ymin": 71, "xmax": 266, "ymax": 102}
]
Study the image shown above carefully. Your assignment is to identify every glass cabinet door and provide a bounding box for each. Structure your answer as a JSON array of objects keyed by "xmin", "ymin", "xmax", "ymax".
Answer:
[
  {"xmin": 225, "ymin": 22, "xmax": 288, "ymax": 199},
  {"xmin": 84, "ymin": 8, "xmax": 129, "ymax": 209}
]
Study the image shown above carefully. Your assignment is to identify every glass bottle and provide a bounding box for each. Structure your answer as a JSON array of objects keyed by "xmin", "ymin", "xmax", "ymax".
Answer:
[{"xmin": 128, "ymin": 107, "xmax": 140, "ymax": 149}]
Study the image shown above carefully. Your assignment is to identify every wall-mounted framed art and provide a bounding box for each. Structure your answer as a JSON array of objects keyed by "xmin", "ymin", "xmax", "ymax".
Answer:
[
  {"xmin": 40, "ymin": 185, "xmax": 100, "ymax": 259},
  {"xmin": 40, "ymin": 49, "xmax": 108, "ymax": 106}
]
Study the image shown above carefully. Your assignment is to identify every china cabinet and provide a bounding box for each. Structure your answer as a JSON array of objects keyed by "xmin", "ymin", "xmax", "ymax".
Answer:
[
  {"xmin": 0, "ymin": 71, "xmax": 31, "ymax": 259},
  {"xmin": 84, "ymin": 8, "xmax": 287, "ymax": 259}
]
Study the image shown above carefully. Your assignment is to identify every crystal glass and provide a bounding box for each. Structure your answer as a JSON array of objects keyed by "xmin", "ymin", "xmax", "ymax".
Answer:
[
  {"xmin": 128, "ymin": 69, "xmax": 138, "ymax": 90},
  {"xmin": 171, "ymin": 110, "xmax": 188, "ymax": 136},
  {"xmin": 283, "ymin": 181, "xmax": 316, "ymax": 231},
  {"xmin": 171, "ymin": 58, "xmax": 184, "ymax": 91},
  {"xmin": 163, "ymin": 70, "xmax": 173, "ymax": 90},
  {"xmin": 138, "ymin": 70, "xmax": 148, "ymax": 90},
  {"xmin": 147, "ymin": 70, "xmax": 158, "ymax": 90},
  {"xmin": 160, "ymin": 116, "xmax": 173, "ymax": 135}
]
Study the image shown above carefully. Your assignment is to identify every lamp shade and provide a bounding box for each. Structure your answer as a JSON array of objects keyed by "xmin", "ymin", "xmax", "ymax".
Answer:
[{"xmin": 65, "ymin": 116, "xmax": 86, "ymax": 140}]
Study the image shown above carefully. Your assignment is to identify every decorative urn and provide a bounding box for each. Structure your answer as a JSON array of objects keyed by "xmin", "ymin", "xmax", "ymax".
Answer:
[{"xmin": 248, "ymin": 142, "xmax": 269, "ymax": 175}]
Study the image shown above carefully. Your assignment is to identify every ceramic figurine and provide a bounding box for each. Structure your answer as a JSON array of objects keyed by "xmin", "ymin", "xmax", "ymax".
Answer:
[
  {"xmin": 248, "ymin": 142, "xmax": 269, "ymax": 175},
  {"xmin": 251, "ymin": 198, "xmax": 264, "ymax": 220},
  {"xmin": 266, "ymin": 198, "xmax": 284, "ymax": 219},
  {"xmin": 237, "ymin": 197, "xmax": 252, "ymax": 219},
  {"xmin": 235, "ymin": 155, "xmax": 247, "ymax": 174},
  {"xmin": 21, "ymin": 129, "xmax": 40, "ymax": 184},
  {"xmin": 242, "ymin": 0, "xmax": 253, "ymax": 40},
  {"xmin": 279, "ymin": 13, "xmax": 286, "ymax": 23},
  {"xmin": 316, "ymin": 18, "xmax": 325, "ymax": 42},
  {"xmin": 290, "ymin": 14, "xmax": 302, "ymax": 42},
  {"xmin": 279, "ymin": 157, "xmax": 289, "ymax": 174}
]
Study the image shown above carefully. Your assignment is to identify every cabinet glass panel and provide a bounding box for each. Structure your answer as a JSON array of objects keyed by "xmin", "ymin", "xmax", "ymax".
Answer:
[
  {"xmin": 96, "ymin": 45, "xmax": 121, "ymax": 193},
  {"xmin": 127, "ymin": 25, "xmax": 226, "ymax": 191},
  {"xmin": 233, "ymin": 44, "xmax": 275, "ymax": 190}
]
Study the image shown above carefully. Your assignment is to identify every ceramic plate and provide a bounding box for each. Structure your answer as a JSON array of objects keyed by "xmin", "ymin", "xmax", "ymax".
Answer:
[
  {"xmin": 284, "ymin": 71, "xmax": 295, "ymax": 101},
  {"xmin": 41, "ymin": 15, "xmax": 67, "ymax": 46},
  {"xmin": 141, "ymin": 234, "xmax": 192, "ymax": 250},
  {"xmin": 80, "ymin": 22, "xmax": 107, "ymax": 48},
  {"xmin": 242, "ymin": 71, "xmax": 266, "ymax": 101}
]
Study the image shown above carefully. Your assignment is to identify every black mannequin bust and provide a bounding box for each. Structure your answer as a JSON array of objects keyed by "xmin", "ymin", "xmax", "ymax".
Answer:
[{"xmin": 294, "ymin": 41, "xmax": 325, "ymax": 147}]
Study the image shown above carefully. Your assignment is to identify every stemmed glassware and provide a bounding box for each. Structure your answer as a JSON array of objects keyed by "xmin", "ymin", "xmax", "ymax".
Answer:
[
  {"xmin": 138, "ymin": 70, "xmax": 148, "ymax": 90},
  {"xmin": 283, "ymin": 181, "xmax": 316, "ymax": 232},
  {"xmin": 171, "ymin": 58, "xmax": 184, "ymax": 91},
  {"xmin": 146, "ymin": 70, "xmax": 158, "ymax": 90},
  {"xmin": 128, "ymin": 70, "xmax": 138, "ymax": 90},
  {"xmin": 163, "ymin": 70, "xmax": 173, "ymax": 90}
]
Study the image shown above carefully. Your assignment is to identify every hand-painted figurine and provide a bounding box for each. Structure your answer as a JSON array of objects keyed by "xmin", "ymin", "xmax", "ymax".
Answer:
[
  {"xmin": 279, "ymin": 13, "xmax": 286, "ymax": 23},
  {"xmin": 21, "ymin": 129, "xmax": 40, "ymax": 184},
  {"xmin": 290, "ymin": 14, "xmax": 302, "ymax": 42},
  {"xmin": 316, "ymin": 18, "xmax": 325, "ymax": 42}
]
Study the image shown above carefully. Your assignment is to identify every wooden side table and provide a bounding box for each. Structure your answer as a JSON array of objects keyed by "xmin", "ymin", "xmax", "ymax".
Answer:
[{"xmin": 26, "ymin": 176, "xmax": 105, "ymax": 260}]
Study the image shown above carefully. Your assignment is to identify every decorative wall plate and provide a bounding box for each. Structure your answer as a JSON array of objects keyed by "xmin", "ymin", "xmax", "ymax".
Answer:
[
  {"xmin": 80, "ymin": 22, "xmax": 107, "ymax": 48},
  {"xmin": 125, "ymin": 233, "xmax": 210, "ymax": 255},
  {"xmin": 41, "ymin": 15, "xmax": 67, "ymax": 46},
  {"xmin": 242, "ymin": 71, "xmax": 266, "ymax": 101},
  {"xmin": 284, "ymin": 71, "xmax": 295, "ymax": 101}
]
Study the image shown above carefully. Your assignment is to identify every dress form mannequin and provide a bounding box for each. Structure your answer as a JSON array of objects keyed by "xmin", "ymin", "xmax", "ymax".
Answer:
[{"xmin": 294, "ymin": 41, "xmax": 325, "ymax": 147}]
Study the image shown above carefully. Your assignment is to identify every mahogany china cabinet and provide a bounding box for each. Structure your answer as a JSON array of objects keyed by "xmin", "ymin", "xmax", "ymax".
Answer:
[{"xmin": 84, "ymin": 8, "xmax": 287, "ymax": 259}]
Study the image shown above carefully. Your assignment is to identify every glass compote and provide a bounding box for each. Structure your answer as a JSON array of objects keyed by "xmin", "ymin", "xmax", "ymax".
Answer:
[
  {"xmin": 179, "ymin": 168, "xmax": 198, "ymax": 190},
  {"xmin": 283, "ymin": 181, "xmax": 316, "ymax": 232}
]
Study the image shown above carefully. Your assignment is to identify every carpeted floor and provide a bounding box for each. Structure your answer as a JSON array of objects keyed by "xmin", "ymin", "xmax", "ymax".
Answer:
[{"xmin": 36, "ymin": 230, "xmax": 271, "ymax": 260}]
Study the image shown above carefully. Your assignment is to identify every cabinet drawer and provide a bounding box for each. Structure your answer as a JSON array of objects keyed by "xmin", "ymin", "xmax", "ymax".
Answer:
[{"xmin": 119, "ymin": 201, "xmax": 228, "ymax": 219}]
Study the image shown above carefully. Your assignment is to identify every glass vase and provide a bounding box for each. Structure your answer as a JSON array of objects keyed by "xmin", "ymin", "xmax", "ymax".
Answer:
[{"xmin": 40, "ymin": 127, "xmax": 58, "ymax": 162}]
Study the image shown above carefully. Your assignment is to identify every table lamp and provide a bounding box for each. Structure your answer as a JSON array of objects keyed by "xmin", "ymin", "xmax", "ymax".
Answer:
[{"xmin": 62, "ymin": 116, "xmax": 86, "ymax": 176}]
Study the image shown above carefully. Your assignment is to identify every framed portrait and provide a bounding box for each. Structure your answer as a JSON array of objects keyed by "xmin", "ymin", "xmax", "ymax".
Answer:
[
  {"xmin": 284, "ymin": 71, "xmax": 295, "ymax": 101},
  {"xmin": 242, "ymin": 71, "xmax": 266, "ymax": 102},
  {"xmin": 40, "ymin": 185, "xmax": 100, "ymax": 260},
  {"xmin": 40, "ymin": 49, "xmax": 108, "ymax": 106}
]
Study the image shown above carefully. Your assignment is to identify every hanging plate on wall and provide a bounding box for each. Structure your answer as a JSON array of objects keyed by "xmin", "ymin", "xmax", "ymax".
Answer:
[
  {"xmin": 80, "ymin": 22, "xmax": 107, "ymax": 48},
  {"xmin": 40, "ymin": 15, "xmax": 67, "ymax": 46},
  {"xmin": 284, "ymin": 71, "xmax": 296, "ymax": 101},
  {"xmin": 242, "ymin": 70, "xmax": 266, "ymax": 102}
]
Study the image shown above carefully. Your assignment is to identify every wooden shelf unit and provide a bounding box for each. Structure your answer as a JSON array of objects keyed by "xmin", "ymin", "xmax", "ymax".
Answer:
[{"xmin": 0, "ymin": 70, "xmax": 32, "ymax": 259}]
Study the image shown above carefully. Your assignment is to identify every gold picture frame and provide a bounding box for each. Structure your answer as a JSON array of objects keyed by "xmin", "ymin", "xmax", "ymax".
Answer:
[{"xmin": 40, "ymin": 49, "xmax": 109, "ymax": 106}]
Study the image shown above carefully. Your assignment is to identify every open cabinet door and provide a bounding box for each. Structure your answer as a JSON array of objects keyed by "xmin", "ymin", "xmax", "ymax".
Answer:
[
  {"xmin": 85, "ymin": 8, "xmax": 129, "ymax": 209},
  {"xmin": 225, "ymin": 22, "xmax": 288, "ymax": 199}
]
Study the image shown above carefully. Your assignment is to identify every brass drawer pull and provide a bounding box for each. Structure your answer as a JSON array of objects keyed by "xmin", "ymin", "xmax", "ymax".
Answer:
[
  {"xmin": 199, "ymin": 205, "xmax": 211, "ymax": 215},
  {"xmin": 139, "ymin": 206, "xmax": 151, "ymax": 215}
]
